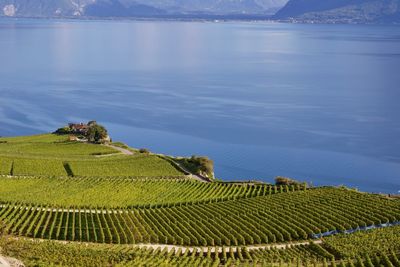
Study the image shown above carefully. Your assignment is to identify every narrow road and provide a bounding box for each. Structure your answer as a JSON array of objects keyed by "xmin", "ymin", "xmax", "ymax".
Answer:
[{"xmin": 104, "ymin": 144, "xmax": 134, "ymax": 155}]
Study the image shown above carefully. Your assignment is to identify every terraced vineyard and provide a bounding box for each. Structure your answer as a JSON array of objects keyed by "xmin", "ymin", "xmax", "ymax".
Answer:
[
  {"xmin": 1, "ymin": 227, "xmax": 400, "ymax": 267},
  {"xmin": 1, "ymin": 238, "xmax": 335, "ymax": 267},
  {"xmin": 324, "ymin": 225, "xmax": 400, "ymax": 258},
  {"xmin": 0, "ymin": 188, "xmax": 399, "ymax": 247},
  {"xmin": 0, "ymin": 177, "xmax": 300, "ymax": 208},
  {"xmin": 0, "ymin": 133, "xmax": 399, "ymax": 266}
]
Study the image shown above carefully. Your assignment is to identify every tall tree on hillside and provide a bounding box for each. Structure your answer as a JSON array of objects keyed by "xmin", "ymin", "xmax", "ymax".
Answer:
[{"xmin": 87, "ymin": 123, "xmax": 108, "ymax": 143}]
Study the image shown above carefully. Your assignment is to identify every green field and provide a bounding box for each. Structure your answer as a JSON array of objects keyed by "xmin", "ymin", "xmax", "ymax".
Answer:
[
  {"xmin": 0, "ymin": 134, "xmax": 116, "ymax": 157},
  {"xmin": 0, "ymin": 157, "xmax": 13, "ymax": 175},
  {"xmin": 68, "ymin": 155, "xmax": 182, "ymax": 177},
  {"xmin": 0, "ymin": 134, "xmax": 184, "ymax": 178},
  {"xmin": 0, "ymin": 133, "xmax": 399, "ymax": 266}
]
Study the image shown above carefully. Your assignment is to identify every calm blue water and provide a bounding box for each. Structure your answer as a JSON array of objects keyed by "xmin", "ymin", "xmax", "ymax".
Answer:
[{"xmin": 1, "ymin": 18, "xmax": 400, "ymax": 193}]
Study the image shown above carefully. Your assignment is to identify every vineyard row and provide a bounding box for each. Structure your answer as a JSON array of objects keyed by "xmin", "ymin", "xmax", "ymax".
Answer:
[{"xmin": 0, "ymin": 188, "xmax": 399, "ymax": 246}]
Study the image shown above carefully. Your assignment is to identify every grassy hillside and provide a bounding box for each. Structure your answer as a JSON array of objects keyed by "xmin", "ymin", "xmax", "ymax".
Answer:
[
  {"xmin": 0, "ymin": 133, "xmax": 399, "ymax": 266},
  {"xmin": 0, "ymin": 134, "xmax": 184, "ymax": 178},
  {"xmin": 0, "ymin": 134, "xmax": 116, "ymax": 157}
]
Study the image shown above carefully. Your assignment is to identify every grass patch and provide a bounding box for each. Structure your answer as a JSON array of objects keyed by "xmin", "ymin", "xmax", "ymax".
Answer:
[
  {"xmin": 12, "ymin": 158, "xmax": 67, "ymax": 177},
  {"xmin": 68, "ymin": 155, "xmax": 183, "ymax": 177},
  {"xmin": 0, "ymin": 134, "xmax": 117, "ymax": 158},
  {"xmin": 0, "ymin": 157, "xmax": 13, "ymax": 175}
]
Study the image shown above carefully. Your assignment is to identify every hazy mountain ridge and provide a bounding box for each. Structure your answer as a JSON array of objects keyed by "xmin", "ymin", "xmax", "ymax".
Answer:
[
  {"xmin": 275, "ymin": 0, "xmax": 400, "ymax": 23},
  {"xmin": 1, "ymin": 0, "xmax": 399, "ymax": 23},
  {"xmin": 132, "ymin": 0, "xmax": 288, "ymax": 15},
  {"xmin": 84, "ymin": 0, "xmax": 165, "ymax": 17},
  {"xmin": 0, "ymin": 0, "xmax": 288, "ymax": 18}
]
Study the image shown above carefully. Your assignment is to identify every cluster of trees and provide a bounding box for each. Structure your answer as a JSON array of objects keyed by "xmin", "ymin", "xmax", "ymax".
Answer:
[
  {"xmin": 179, "ymin": 156, "xmax": 214, "ymax": 178},
  {"xmin": 54, "ymin": 121, "xmax": 109, "ymax": 143},
  {"xmin": 275, "ymin": 176, "xmax": 306, "ymax": 186},
  {"xmin": 54, "ymin": 126, "xmax": 73, "ymax": 135},
  {"xmin": 86, "ymin": 124, "xmax": 108, "ymax": 143}
]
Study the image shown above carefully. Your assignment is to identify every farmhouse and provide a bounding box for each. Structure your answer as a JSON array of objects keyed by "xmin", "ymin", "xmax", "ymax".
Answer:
[
  {"xmin": 68, "ymin": 123, "xmax": 89, "ymax": 135},
  {"xmin": 55, "ymin": 121, "xmax": 110, "ymax": 143}
]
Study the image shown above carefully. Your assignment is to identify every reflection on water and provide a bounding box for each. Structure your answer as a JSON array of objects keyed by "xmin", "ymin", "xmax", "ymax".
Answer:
[{"xmin": 1, "ymin": 19, "xmax": 400, "ymax": 193}]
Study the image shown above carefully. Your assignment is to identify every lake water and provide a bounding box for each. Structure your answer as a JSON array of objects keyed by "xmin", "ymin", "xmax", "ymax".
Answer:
[{"xmin": 1, "ymin": 18, "xmax": 400, "ymax": 193}]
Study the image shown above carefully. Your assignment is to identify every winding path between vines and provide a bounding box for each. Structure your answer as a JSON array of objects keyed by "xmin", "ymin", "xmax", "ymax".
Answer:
[
  {"xmin": 104, "ymin": 144, "xmax": 134, "ymax": 155},
  {"xmin": 132, "ymin": 240, "xmax": 323, "ymax": 253},
  {"xmin": 9, "ymin": 237, "xmax": 323, "ymax": 254}
]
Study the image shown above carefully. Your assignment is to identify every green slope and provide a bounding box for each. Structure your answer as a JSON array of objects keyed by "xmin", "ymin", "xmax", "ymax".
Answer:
[{"xmin": 0, "ymin": 134, "xmax": 184, "ymax": 178}]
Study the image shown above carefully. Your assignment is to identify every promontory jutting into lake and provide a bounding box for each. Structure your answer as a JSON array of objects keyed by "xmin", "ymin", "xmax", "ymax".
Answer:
[{"xmin": 0, "ymin": 0, "xmax": 400, "ymax": 266}]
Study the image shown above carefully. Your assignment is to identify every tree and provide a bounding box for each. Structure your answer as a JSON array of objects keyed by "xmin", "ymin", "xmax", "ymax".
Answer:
[
  {"xmin": 87, "ymin": 120, "xmax": 97, "ymax": 126},
  {"xmin": 87, "ymin": 124, "xmax": 108, "ymax": 143},
  {"xmin": 275, "ymin": 176, "xmax": 303, "ymax": 186},
  {"xmin": 139, "ymin": 148, "xmax": 150, "ymax": 154},
  {"xmin": 54, "ymin": 126, "xmax": 72, "ymax": 135},
  {"xmin": 190, "ymin": 156, "xmax": 214, "ymax": 178}
]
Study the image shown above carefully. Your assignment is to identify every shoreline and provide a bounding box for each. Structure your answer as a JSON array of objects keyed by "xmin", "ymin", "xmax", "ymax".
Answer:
[{"xmin": 1, "ymin": 16, "xmax": 399, "ymax": 25}]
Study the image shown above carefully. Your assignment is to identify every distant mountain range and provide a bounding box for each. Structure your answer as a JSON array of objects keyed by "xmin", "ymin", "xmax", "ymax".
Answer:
[
  {"xmin": 275, "ymin": 0, "xmax": 400, "ymax": 23},
  {"xmin": 0, "ymin": 0, "xmax": 399, "ymax": 23},
  {"xmin": 0, "ymin": 0, "xmax": 288, "ymax": 18}
]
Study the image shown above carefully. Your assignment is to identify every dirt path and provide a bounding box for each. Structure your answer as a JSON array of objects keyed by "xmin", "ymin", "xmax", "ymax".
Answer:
[
  {"xmin": 160, "ymin": 156, "xmax": 211, "ymax": 183},
  {"xmin": 179, "ymin": 168, "xmax": 210, "ymax": 183},
  {"xmin": 0, "ymin": 205, "xmax": 123, "ymax": 214},
  {"xmin": 104, "ymin": 144, "xmax": 134, "ymax": 155},
  {"xmin": 10, "ymin": 237, "xmax": 322, "ymax": 254},
  {"xmin": 0, "ymin": 256, "xmax": 24, "ymax": 267},
  {"xmin": 134, "ymin": 240, "xmax": 323, "ymax": 253},
  {"xmin": 0, "ymin": 256, "xmax": 10, "ymax": 267}
]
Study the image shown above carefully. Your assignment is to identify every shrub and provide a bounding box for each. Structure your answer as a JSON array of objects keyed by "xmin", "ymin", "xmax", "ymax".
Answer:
[
  {"xmin": 54, "ymin": 126, "xmax": 72, "ymax": 135},
  {"xmin": 275, "ymin": 176, "xmax": 303, "ymax": 186},
  {"xmin": 139, "ymin": 148, "xmax": 150, "ymax": 154},
  {"xmin": 189, "ymin": 156, "xmax": 214, "ymax": 177},
  {"xmin": 176, "ymin": 156, "xmax": 214, "ymax": 179}
]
